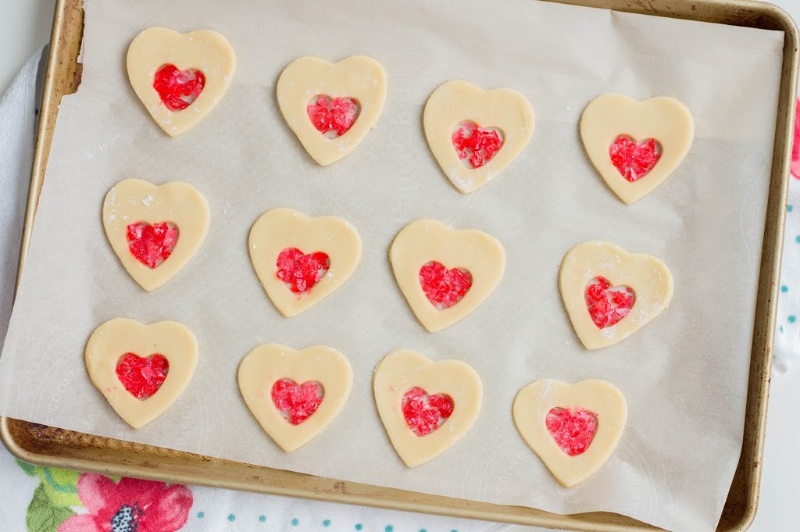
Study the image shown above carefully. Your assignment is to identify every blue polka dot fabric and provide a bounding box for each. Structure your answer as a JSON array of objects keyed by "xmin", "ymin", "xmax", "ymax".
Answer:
[
  {"xmin": 775, "ymin": 145, "xmax": 800, "ymax": 373},
  {"xmin": 182, "ymin": 487, "xmax": 498, "ymax": 531}
]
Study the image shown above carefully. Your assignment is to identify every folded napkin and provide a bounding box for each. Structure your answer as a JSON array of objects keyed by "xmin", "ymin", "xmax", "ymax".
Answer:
[{"xmin": 0, "ymin": 46, "xmax": 39, "ymax": 347}]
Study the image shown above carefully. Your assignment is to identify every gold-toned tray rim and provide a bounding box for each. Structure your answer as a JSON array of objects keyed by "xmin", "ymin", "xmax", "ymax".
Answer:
[{"xmin": 2, "ymin": 0, "xmax": 798, "ymax": 530}]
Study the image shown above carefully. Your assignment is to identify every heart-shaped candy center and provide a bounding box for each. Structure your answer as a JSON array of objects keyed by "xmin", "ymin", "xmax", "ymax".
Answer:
[
  {"xmin": 276, "ymin": 248, "xmax": 331, "ymax": 294},
  {"xmin": 419, "ymin": 261, "xmax": 473, "ymax": 310},
  {"xmin": 126, "ymin": 221, "xmax": 179, "ymax": 269},
  {"xmin": 610, "ymin": 135, "xmax": 662, "ymax": 183},
  {"xmin": 402, "ymin": 387, "xmax": 454, "ymax": 436},
  {"xmin": 153, "ymin": 64, "xmax": 206, "ymax": 112},
  {"xmin": 585, "ymin": 276, "xmax": 635, "ymax": 329},
  {"xmin": 116, "ymin": 353, "xmax": 169, "ymax": 400},
  {"xmin": 546, "ymin": 407, "xmax": 598, "ymax": 457},
  {"xmin": 271, "ymin": 378, "xmax": 324, "ymax": 425},
  {"xmin": 307, "ymin": 95, "xmax": 360, "ymax": 138},
  {"xmin": 452, "ymin": 121, "xmax": 505, "ymax": 169}
]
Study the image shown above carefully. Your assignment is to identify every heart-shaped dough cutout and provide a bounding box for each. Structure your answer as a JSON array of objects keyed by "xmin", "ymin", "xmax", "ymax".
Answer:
[
  {"xmin": 127, "ymin": 27, "xmax": 236, "ymax": 137},
  {"xmin": 238, "ymin": 344, "xmax": 352, "ymax": 452},
  {"xmin": 580, "ymin": 94, "xmax": 694, "ymax": 204},
  {"xmin": 249, "ymin": 208, "xmax": 362, "ymax": 317},
  {"xmin": 559, "ymin": 241, "xmax": 673, "ymax": 350},
  {"xmin": 85, "ymin": 318, "xmax": 198, "ymax": 429},
  {"xmin": 513, "ymin": 379, "xmax": 627, "ymax": 487},
  {"xmin": 103, "ymin": 179, "xmax": 210, "ymax": 292},
  {"xmin": 423, "ymin": 80, "xmax": 535, "ymax": 194},
  {"xmin": 373, "ymin": 349, "xmax": 482, "ymax": 467},
  {"xmin": 277, "ymin": 56, "xmax": 388, "ymax": 166},
  {"xmin": 390, "ymin": 219, "xmax": 505, "ymax": 332}
]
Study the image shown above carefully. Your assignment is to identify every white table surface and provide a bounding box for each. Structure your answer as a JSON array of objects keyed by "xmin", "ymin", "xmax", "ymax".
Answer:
[{"xmin": 1, "ymin": 1, "xmax": 798, "ymax": 530}]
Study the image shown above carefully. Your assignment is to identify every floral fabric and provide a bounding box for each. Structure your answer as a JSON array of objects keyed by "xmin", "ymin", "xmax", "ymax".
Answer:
[
  {"xmin": 14, "ymin": 457, "xmax": 193, "ymax": 532},
  {"xmin": 0, "ymin": 441, "xmax": 495, "ymax": 532}
]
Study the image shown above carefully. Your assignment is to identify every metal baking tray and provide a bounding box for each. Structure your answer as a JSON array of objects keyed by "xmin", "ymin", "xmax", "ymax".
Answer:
[{"xmin": 2, "ymin": 0, "xmax": 797, "ymax": 529}]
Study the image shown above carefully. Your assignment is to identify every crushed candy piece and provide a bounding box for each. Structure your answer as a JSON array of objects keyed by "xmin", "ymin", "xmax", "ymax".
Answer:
[
  {"xmin": 307, "ymin": 95, "xmax": 360, "ymax": 138},
  {"xmin": 419, "ymin": 261, "xmax": 473, "ymax": 310},
  {"xmin": 271, "ymin": 378, "xmax": 324, "ymax": 425},
  {"xmin": 609, "ymin": 135, "xmax": 661, "ymax": 182},
  {"xmin": 585, "ymin": 276, "xmax": 635, "ymax": 329},
  {"xmin": 153, "ymin": 64, "xmax": 205, "ymax": 112},
  {"xmin": 546, "ymin": 407, "xmax": 598, "ymax": 457},
  {"xmin": 116, "ymin": 353, "xmax": 169, "ymax": 400},
  {"xmin": 276, "ymin": 248, "xmax": 330, "ymax": 294},
  {"xmin": 452, "ymin": 121, "xmax": 504, "ymax": 169},
  {"xmin": 126, "ymin": 221, "xmax": 179, "ymax": 269},
  {"xmin": 402, "ymin": 386, "xmax": 454, "ymax": 436}
]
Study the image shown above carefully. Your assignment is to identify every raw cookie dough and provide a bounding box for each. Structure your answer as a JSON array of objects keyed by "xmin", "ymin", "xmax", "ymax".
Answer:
[
  {"xmin": 580, "ymin": 94, "xmax": 694, "ymax": 204},
  {"xmin": 513, "ymin": 379, "xmax": 627, "ymax": 488},
  {"xmin": 390, "ymin": 219, "xmax": 505, "ymax": 332},
  {"xmin": 373, "ymin": 349, "xmax": 482, "ymax": 467},
  {"xmin": 85, "ymin": 318, "xmax": 199, "ymax": 429},
  {"xmin": 103, "ymin": 179, "xmax": 210, "ymax": 292},
  {"xmin": 238, "ymin": 344, "xmax": 353, "ymax": 452},
  {"xmin": 127, "ymin": 27, "xmax": 237, "ymax": 137},
  {"xmin": 277, "ymin": 56, "xmax": 388, "ymax": 166},
  {"xmin": 249, "ymin": 208, "xmax": 362, "ymax": 317},
  {"xmin": 423, "ymin": 80, "xmax": 535, "ymax": 194},
  {"xmin": 559, "ymin": 241, "xmax": 673, "ymax": 350}
]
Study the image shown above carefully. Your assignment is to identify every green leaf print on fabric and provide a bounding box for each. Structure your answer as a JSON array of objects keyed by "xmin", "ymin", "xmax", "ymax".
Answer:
[
  {"xmin": 16, "ymin": 459, "xmax": 81, "ymax": 508},
  {"xmin": 26, "ymin": 484, "xmax": 76, "ymax": 532},
  {"xmin": 17, "ymin": 459, "xmax": 36, "ymax": 476}
]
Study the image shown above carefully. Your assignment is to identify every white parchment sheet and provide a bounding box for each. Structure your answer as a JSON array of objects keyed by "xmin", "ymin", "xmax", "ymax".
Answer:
[{"xmin": 0, "ymin": 0, "xmax": 785, "ymax": 529}]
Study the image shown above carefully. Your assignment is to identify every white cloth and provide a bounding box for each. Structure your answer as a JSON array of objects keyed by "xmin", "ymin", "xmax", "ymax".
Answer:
[{"xmin": 0, "ymin": 45, "xmax": 38, "ymax": 347}]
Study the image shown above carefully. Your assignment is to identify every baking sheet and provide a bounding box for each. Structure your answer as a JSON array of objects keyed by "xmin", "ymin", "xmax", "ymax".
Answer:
[{"xmin": 0, "ymin": 0, "xmax": 785, "ymax": 530}]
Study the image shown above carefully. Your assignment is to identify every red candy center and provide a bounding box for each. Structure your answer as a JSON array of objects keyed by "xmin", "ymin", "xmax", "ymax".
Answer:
[
  {"xmin": 545, "ymin": 407, "xmax": 598, "ymax": 457},
  {"xmin": 126, "ymin": 221, "xmax": 179, "ymax": 269},
  {"xmin": 419, "ymin": 261, "xmax": 473, "ymax": 310},
  {"xmin": 585, "ymin": 276, "xmax": 635, "ymax": 329},
  {"xmin": 271, "ymin": 378, "xmax": 324, "ymax": 425},
  {"xmin": 307, "ymin": 95, "xmax": 360, "ymax": 138},
  {"xmin": 116, "ymin": 353, "xmax": 169, "ymax": 400},
  {"xmin": 276, "ymin": 248, "xmax": 330, "ymax": 294},
  {"xmin": 609, "ymin": 135, "xmax": 662, "ymax": 182},
  {"xmin": 402, "ymin": 387, "xmax": 455, "ymax": 436},
  {"xmin": 452, "ymin": 121, "xmax": 504, "ymax": 169},
  {"xmin": 153, "ymin": 64, "xmax": 205, "ymax": 112}
]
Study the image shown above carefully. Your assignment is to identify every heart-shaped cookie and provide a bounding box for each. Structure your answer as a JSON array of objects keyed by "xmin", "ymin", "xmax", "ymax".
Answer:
[
  {"xmin": 373, "ymin": 349, "xmax": 482, "ymax": 467},
  {"xmin": 423, "ymin": 80, "xmax": 535, "ymax": 194},
  {"xmin": 127, "ymin": 27, "xmax": 236, "ymax": 137},
  {"xmin": 513, "ymin": 379, "xmax": 627, "ymax": 488},
  {"xmin": 85, "ymin": 318, "xmax": 198, "ymax": 429},
  {"xmin": 559, "ymin": 241, "xmax": 673, "ymax": 350},
  {"xmin": 103, "ymin": 179, "xmax": 210, "ymax": 292},
  {"xmin": 238, "ymin": 344, "xmax": 352, "ymax": 452},
  {"xmin": 276, "ymin": 56, "xmax": 388, "ymax": 166},
  {"xmin": 249, "ymin": 208, "xmax": 361, "ymax": 317},
  {"xmin": 580, "ymin": 94, "xmax": 694, "ymax": 204},
  {"xmin": 390, "ymin": 219, "xmax": 505, "ymax": 332}
]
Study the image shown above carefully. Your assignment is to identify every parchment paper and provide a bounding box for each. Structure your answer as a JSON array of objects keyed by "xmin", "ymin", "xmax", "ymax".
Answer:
[{"xmin": 0, "ymin": 1, "xmax": 785, "ymax": 529}]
